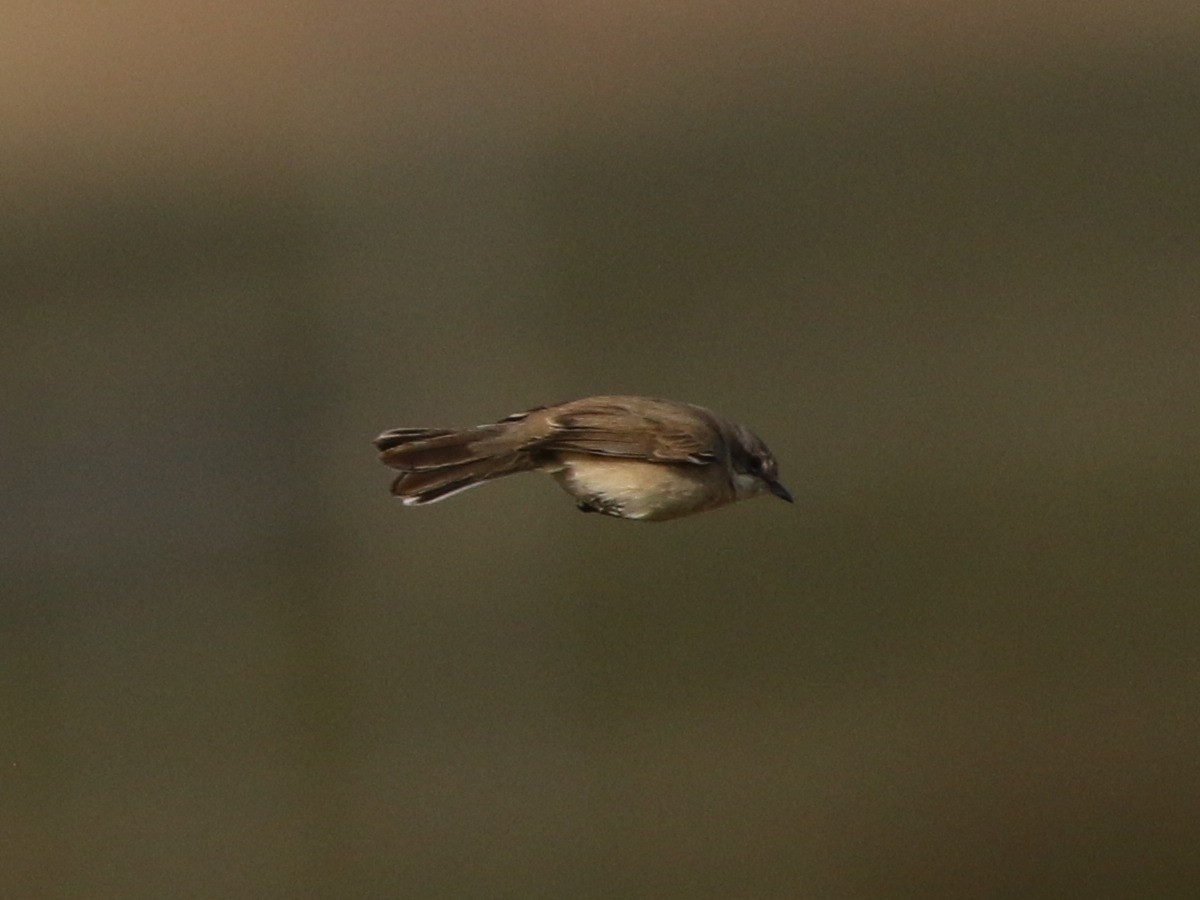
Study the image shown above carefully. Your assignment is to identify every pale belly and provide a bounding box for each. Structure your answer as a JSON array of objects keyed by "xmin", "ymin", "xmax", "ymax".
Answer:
[{"xmin": 547, "ymin": 453, "xmax": 730, "ymax": 521}]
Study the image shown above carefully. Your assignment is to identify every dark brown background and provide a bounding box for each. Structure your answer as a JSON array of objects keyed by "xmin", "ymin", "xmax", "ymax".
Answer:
[{"xmin": 4, "ymin": 3, "xmax": 1199, "ymax": 897}]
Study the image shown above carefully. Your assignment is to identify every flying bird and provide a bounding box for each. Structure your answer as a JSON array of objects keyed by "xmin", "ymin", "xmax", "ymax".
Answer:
[{"xmin": 375, "ymin": 395, "xmax": 791, "ymax": 522}]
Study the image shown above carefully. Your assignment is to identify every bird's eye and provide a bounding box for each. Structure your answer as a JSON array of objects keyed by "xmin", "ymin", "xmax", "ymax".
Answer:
[{"xmin": 746, "ymin": 455, "xmax": 763, "ymax": 473}]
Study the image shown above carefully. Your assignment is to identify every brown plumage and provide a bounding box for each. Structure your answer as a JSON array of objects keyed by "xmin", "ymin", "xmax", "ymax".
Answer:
[{"xmin": 374, "ymin": 395, "xmax": 791, "ymax": 521}]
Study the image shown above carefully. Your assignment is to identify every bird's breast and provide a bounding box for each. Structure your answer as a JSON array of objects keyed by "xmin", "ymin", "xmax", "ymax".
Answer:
[{"xmin": 547, "ymin": 453, "xmax": 731, "ymax": 521}]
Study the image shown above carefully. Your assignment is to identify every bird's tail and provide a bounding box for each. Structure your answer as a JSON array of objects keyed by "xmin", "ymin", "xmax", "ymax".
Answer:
[{"xmin": 373, "ymin": 425, "xmax": 535, "ymax": 505}]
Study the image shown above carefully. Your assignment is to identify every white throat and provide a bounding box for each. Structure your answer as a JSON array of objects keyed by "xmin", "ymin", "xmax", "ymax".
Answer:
[{"xmin": 731, "ymin": 470, "xmax": 763, "ymax": 499}]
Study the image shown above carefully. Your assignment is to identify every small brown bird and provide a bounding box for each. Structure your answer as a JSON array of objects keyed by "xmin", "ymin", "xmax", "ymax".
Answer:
[{"xmin": 374, "ymin": 395, "xmax": 791, "ymax": 522}]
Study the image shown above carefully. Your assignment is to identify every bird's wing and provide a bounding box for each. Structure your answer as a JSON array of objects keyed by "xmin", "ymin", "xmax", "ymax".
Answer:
[{"xmin": 519, "ymin": 397, "xmax": 718, "ymax": 464}]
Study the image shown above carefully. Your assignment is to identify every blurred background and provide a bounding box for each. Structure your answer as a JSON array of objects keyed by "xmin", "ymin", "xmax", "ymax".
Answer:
[{"xmin": 4, "ymin": 2, "xmax": 1199, "ymax": 897}]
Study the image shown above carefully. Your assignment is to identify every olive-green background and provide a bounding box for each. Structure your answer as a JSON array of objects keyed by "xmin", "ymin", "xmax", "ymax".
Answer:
[{"xmin": 4, "ymin": 4, "xmax": 1199, "ymax": 897}]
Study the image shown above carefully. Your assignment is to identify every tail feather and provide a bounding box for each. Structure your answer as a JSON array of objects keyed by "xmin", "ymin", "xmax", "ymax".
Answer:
[
  {"xmin": 393, "ymin": 476, "xmax": 481, "ymax": 505},
  {"xmin": 376, "ymin": 425, "xmax": 534, "ymax": 505},
  {"xmin": 374, "ymin": 428, "xmax": 454, "ymax": 453},
  {"xmin": 375, "ymin": 425, "xmax": 510, "ymax": 471},
  {"xmin": 390, "ymin": 454, "xmax": 532, "ymax": 505}
]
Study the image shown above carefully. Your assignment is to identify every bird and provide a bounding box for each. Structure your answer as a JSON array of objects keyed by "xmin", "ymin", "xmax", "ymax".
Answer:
[{"xmin": 374, "ymin": 395, "xmax": 791, "ymax": 522}]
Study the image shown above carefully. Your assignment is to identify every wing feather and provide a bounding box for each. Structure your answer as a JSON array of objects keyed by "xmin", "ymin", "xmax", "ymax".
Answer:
[{"xmin": 525, "ymin": 397, "xmax": 718, "ymax": 464}]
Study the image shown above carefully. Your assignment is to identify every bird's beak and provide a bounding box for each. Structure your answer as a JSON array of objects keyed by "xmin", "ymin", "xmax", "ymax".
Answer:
[{"xmin": 767, "ymin": 480, "xmax": 793, "ymax": 503}]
